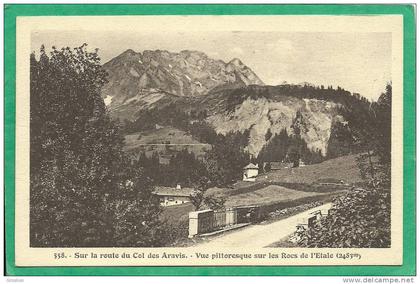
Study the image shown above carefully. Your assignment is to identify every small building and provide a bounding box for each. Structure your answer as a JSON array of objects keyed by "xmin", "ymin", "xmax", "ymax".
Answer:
[
  {"xmin": 153, "ymin": 185, "xmax": 193, "ymax": 207},
  {"xmin": 299, "ymin": 159, "xmax": 306, "ymax": 167},
  {"xmin": 154, "ymin": 123, "xmax": 164, "ymax": 130},
  {"xmin": 243, "ymin": 163, "xmax": 259, "ymax": 182}
]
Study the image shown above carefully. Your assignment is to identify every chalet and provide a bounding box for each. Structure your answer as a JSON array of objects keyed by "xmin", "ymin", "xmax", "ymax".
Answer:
[
  {"xmin": 299, "ymin": 159, "xmax": 306, "ymax": 167},
  {"xmin": 153, "ymin": 185, "xmax": 193, "ymax": 207},
  {"xmin": 243, "ymin": 163, "xmax": 259, "ymax": 182}
]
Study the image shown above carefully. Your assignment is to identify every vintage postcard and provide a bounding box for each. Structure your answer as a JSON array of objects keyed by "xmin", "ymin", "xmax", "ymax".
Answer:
[{"xmin": 7, "ymin": 7, "xmax": 414, "ymax": 272}]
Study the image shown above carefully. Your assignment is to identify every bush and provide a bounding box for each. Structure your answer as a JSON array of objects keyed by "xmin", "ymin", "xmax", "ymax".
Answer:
[
  {"xmin": 297, "ymin": 186, "xmax": 390, "ymax": 248},
  {"xmin": 203, "ymin": 194, "xmax": 226, "ymax": 210}
]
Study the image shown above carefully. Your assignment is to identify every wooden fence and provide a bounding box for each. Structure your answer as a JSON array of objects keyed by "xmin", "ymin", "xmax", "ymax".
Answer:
[
  {"xmin": 189, "ymin": 206, "xmax": 262, "ymax": 237},
  {"xmin": 213, "ymin": 211, "xmax": 227, "ymax": 230}
]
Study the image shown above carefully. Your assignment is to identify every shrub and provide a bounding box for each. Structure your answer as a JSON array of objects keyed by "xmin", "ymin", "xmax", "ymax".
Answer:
[{"xmin": 298, "ymin": 186, "xmax": 390, "ymax": 248}]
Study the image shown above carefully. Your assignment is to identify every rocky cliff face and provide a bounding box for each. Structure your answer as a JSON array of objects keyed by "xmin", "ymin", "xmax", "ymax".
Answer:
[
  {"xmin": 102, "ymin": 49, "xmax": 264, "ymax": 108},
  {"xmin": 205, "ymin": 95, "xmax": 343, "ymax": 156}
]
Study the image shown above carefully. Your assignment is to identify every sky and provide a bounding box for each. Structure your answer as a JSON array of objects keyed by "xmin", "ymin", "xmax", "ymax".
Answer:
[{"xmin": 32, "ymin": 31, "xmax": 391, "ymax": 101}]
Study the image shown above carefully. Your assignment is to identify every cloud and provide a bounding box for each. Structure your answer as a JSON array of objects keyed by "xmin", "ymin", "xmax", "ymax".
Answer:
[
  {"xmin": 208, "ymin": 51, "xmax": 220, "ymax": 58},
  {"xmin": 266, "ymin": 39, "xmax": 294, "ymax": 54},
  {"xmin": 230, "ymin": 47, "xmax": 244, "ymax": 55}
]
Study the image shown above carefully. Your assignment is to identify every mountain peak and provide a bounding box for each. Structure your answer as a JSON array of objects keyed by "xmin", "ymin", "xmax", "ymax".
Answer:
[
  {"xmin": 180, "ymin": 49, "xmax": 207, "ymax": 56},
  {"xmin": 122, "ymin": 49, "xmax": 137, "ymax": 56},
  {"xmin": 105, "ymin": 49, "xmax": 138, "ymax": 65},
  {"xmin": 102, "ymin": 48, "xmax": 264, "ymax": 104},
  {"xmin": 228, "ymin": 58, "xmax": 244, "ymax": 66}
]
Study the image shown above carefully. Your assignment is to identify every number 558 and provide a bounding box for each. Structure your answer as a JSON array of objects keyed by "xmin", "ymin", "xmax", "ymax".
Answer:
[{"xmin": 54, "ymin": 252, "xmax": 65, "ymax": 259}]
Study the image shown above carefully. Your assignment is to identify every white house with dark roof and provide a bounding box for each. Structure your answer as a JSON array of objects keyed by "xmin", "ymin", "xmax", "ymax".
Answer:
[
  {"xmin": 153, "ymin": 185, "xmax": 194, "ymax": 207},
  {"xmin": 243, "ymin": 163, "xmax": 259, "ymax": 182}
]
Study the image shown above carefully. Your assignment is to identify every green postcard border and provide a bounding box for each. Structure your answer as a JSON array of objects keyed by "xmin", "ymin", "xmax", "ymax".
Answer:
[{"xmin": 4, "ymin": 4, "xmax": 416, "ymax": 276}]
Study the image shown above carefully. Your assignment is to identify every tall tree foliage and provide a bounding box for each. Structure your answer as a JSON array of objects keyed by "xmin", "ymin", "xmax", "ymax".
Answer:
[
  {"xmin": 297, "ymin": 84, "xmax": 392, "ymax": 248},
  {"xmin": 30, "ymin": 45, "xmax": 163, "ymax": 247},
  {"xmin": 204, "ymin": 131, "xmax": 250, "ymax": 186},
  {"xmin": 326, "ymin": 122, "xmax": 354, "ymax": 159},
  {"xmin": 258, "ymin": 129, "xmax": 290, "ymax": 162},
  {"xmin": 218, "ymin": 83, "xmax": 373, "ymax": 114},
  {"xmin": 166, "ymin": 149, "xmax": 209, "ymax": 187},
  {"xmin": 374, "ymin": 84, "xmax": 392, "ymax": 164},
  {"xmin": 258, "ymin": 127, "xmax": 323, "ymax": 166},
  {"xmin": 109, "ymin": 162, "xmax": 166, "ymax": 247},
  {"xmin": 343, "ymin": 83, "xmax": 392, "ymax": 185}
]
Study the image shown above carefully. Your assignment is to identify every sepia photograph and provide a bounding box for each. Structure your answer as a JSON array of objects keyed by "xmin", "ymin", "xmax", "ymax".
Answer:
[
  {"xmin": 29, "ymin": 30, "xmax": 393, "ymax": 249},
  {"xmin": 11, "ymin": 13, "xmax": 407, "ymax": 268}
]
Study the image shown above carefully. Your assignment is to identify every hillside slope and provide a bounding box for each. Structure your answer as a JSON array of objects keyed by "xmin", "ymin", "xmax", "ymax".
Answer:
[
  {"xmin": 260, "ymin": 154, "xmax": 363, "ymax": 184},
  {"xmin": 102, "ymin": 49, "xmax": 368, "ymax": 158},
  {"xmin": 207, "ymin": 154, "xmax": 361, "ymax": 198},
  {"xmin": 124, "ymin": 127, "xmax": 211, "ymax": 161}
]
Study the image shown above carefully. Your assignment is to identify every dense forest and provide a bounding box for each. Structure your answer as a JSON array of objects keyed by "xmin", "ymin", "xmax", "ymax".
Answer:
[
  {"xmin": 131, "ymin": 130, "xmax": 250, "ymax": 188},
  {"xmin": 219, "ymin": 83, "xmax": 371, "ymax": 112},
  {"xmin": 258, "ymin": 128, "xmax": 324, "ymax": 166}
]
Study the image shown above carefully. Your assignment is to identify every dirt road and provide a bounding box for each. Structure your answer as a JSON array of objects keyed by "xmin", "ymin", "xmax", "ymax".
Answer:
[{"xmin": 192, "ymin": 203, "xmax": 332, "ymax": 248}]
